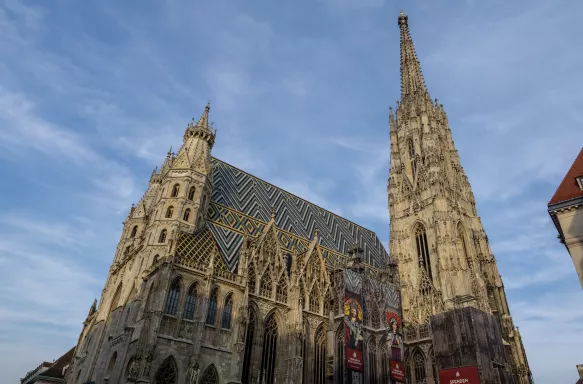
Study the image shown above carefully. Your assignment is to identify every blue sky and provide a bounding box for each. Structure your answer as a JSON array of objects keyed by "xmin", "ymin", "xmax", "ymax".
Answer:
[{"xmin": 0, "ymin": 0, "xmax": 582, "ymax": 382}]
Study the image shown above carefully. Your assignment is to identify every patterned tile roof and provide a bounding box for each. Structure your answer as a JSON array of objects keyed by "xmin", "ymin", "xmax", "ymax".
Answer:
[{"xmin": 207, "ymin": 157, "xmax": 389, "ymax": 272}]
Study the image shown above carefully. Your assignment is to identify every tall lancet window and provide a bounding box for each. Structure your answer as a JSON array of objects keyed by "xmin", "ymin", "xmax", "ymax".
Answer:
[
  {"xmin": 457, "ymin": 222, "xmax": 469, "ymax": 266},
  {"xmin": 242, "ymin": 308, "xmax": 256, "ymax": 384},
  {"xmin": 380, "ymin": 339, "xmax": 390, "ymax": 384},
  {"xmin": 183, "ymin": 283, "xmax": 197, "ymax": 320},
  {"xmin": 335, "ymin": 327, "xmax": 345, "ymax": 384},
  {"xmin": 206, "ymin": 287, "xmax": 218, "ymax": 325},
  {"xmin": 302, "ymin": 320, "xmax": 309, "ymax": 383},
  {"xmin": 414, "ymin": 223, "xmax": 433, "ymax": 280},
  {"xmin": 314, "ymin": 326, "xmax": 327, "ymax": 384},
  {"xmin": 259, "ymin": 314, "xmax": 278, "ymax": 384},
  {"xmin": 413, "ymin": 350, "xmax": 427, "ymax": 384},
  {"xmin": 164, "ymin": 278, "xmax": 181, "ymax": 316},
  {"xmin": 408, "ymin": 139, "xmax": 417, "ymax": 177},
  {"xmin": 221, "ymin": 294, "xmax": 233, "ymax": 329},
  {"xmin": 368, "ymin": 339, "xmax": 378, "ymax": 384}
]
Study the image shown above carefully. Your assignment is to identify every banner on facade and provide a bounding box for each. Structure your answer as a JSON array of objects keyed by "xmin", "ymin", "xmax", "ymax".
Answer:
[
  {"xmin": 385, "ymin": 311, "xmax": 403, "ymax": 362},
  {"xmin": 389, "ymin": 360, "xmax": 405, "ymax": 382},
  {"xmin": 343, "ymin": 290, "xmax": 364, "ymax": 372},
  {"xmin": 439, "ymin": 366, "xmax": 481, "ymax": 384}
]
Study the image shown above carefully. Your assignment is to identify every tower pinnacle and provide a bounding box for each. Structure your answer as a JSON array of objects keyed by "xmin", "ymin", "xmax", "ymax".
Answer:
[
  {"xmin": 398, "ymin": 11, "xmax": 429, "ymax": 100},
  {"xmin": 183, "ymin": 102, "xmax": 216, "ymax": 148}
]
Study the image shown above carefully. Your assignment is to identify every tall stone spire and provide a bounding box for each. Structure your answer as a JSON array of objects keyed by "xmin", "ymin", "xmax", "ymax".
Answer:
[
  {"xmin": 389, "ymin": 11, "xmax": 532, "ymax": 384},
  {"xmin": 398, "ymin": 10, "xmax": 429, "ymax": 101},
  {"xmin": 183, "ymin": 101, "xmax": 216, "ymax": 148}
]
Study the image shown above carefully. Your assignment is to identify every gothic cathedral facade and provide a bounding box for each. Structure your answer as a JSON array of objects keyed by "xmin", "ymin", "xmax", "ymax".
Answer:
[{"xmin": 65, "ymin": 11, "xmax": 531, "ymax": 384}]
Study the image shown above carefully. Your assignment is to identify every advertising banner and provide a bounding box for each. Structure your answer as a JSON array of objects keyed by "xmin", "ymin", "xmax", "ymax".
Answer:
[
  {"xmin": 439, "ymin": 366, "xmax": 481, "ymax": 384},
  {"xmin": 343, "ymin": 291, "xmax": 364, "ymax": 372},
  {"xmin": 389, "ymin": 360, "xmax": 405, "ymax": 382},
  {"xmin": 385, "ymin": 311, "xmax": 403, "ymax": 362}
]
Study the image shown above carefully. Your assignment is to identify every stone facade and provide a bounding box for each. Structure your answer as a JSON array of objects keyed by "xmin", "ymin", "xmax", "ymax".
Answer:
[
  {"xmin": 64, "ymin": 10, "xmax": 533, "ymax": 384},
  {"xmin": 388, "ymin": 11, "xmax": 531, "ymax": 384}
]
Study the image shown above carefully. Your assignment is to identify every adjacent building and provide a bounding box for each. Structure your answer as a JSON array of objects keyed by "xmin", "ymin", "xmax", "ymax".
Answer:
[
  {"xmin": 21, "ymin": 348, "xmax": 75, "ymax": 384},
  {"xmin": 64, "ymin": 11, "xmax": 531, "ymax": 384},
  {"xmin": 548, "ymin": 147, "xmax": 583, "ymax": 289}
]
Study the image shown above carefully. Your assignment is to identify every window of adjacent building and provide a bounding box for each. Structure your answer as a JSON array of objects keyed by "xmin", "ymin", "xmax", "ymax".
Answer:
[
  {"xmin": 183, "ymin": 284, "xmax": 197, "ymax": 320},
  {"xmin": 577, "ymin": 176, "xmax": 583, "ymax": 190},
  {"xmin": 171, "ymin": 184, "xmax": 180, "ymax": 197},
  {"xmin": 164, "ymin": 278, "xmax": 181, "ymax": 316}
]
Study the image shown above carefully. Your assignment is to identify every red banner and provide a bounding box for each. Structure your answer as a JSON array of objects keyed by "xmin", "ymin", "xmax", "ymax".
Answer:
[
  {"xmin": 343, "ymin": 292, "xmax": 364, "ymax": 372},
  {"xmin": 389, "ymin": 360, "xmax": 405, "ymax": 382},
  {"xmin": 439, "ymin": 366, "xmax": 481, "ymax": 384}
]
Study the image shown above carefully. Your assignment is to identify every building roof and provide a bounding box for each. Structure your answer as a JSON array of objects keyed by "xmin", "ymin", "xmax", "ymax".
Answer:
[
  {"xmin": 549, "ymin": 148, "xmax": 583, "ymax": 207},
  {"xmin": 41, "ymin": 347, "xmax": 75, "ymax": 379},
  {"xmin": 207, "ymin": 157, "xmax": 389, "ymax": 271}
]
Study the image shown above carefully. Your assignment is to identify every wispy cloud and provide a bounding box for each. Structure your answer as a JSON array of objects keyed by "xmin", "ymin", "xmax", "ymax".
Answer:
[{"xmin": 0, "ymin": 0, "xmax": 581, "ymax": 382}]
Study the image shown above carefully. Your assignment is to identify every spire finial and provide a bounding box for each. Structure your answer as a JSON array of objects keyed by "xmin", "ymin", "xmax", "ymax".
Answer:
[
  {"xmin": 271, "ymin": 207, "xmax": 276, "ymax": 221},
  {"xmin": 398, "ymin": 11, "xmax": 429, "ymax": 100}
]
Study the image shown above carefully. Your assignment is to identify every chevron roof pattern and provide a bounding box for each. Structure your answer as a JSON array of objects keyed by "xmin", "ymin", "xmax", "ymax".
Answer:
[{"xmin": 208, "ymin": 157, "xmax": 389, "ymax": 271}]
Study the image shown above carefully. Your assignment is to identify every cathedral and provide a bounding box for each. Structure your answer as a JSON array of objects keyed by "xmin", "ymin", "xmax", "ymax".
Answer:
[{"xmin": 65, "ymin": 11, "xmax": 531, "ymax": 384}]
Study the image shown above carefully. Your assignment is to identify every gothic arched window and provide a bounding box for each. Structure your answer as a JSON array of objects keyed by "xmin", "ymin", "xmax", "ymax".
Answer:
[
  {"xmin": 188, "ymin": 186, "xmax": 196, "ymax": 200},
  {"xmin": 183, "ymin": 283, "xmax": 197, "ymax": 320},
  {"xmin": 259, "ymin": 314, "xmax": 278, "ymax": 384},
  {"xmin": 309, "ymin": 286, "xmax": 320, "ymax": 313},
  {"xmin": 368, "ymin": 340, "xmax": 378, "ymax": 384},
  {"xmin": 165, "ymin": 206, "xmax": 174, "ymax": 218},
  {"xmin": 164, "ymin": 278, "xmax": 181, "ymax": 316},
  {"xmin": 107, "ymin": 351, "xmax": 117, "ymax": 375},
  {"xmin": 242, "ymin": 308, "xmax": 256, "ymax": 384},
  {"xmin": 183, "ymin": 208, "xmax": 191, "ymax": 222},
  {"xmin": 159, "ymin": 229, "xmax": 167, "ymax": 243},
  {"xmin": 130, "ymin": 225, "xmax": 138, "ymax": 238},
  {"xmin": 314, "ymin": 326, "xmax": 327, "ymax": 384},
  {"xmin": 414, "ymin": 223, "xmax": 433, "ymax": 280},
  {"xmin": 206, "ymin": 287, "xmax": 218, "ymax": 325},
  {"xmin": 221, "ymin": 294, "xmax": 234, "ymax": 329},
  {"xmin": 202, "ymin": 194, "xmax": 207, "ymax": 207},
  {"xmin": 302, "ymin": 320, "xmax": 309, "ymax": 383},
  {"xmin": 413, "ymin": 350, "xmax": 427, "ymax": 384},
  {"xmin": 380, "ymin": 339, "xmax": 390, "ymax": 384},
  {"xmin": 199, "ymin": 365, "xmax": 219, "ymax": 384},
  {"xmin": 152, "ymin": 254, "xmax": 159, "ymax": 266},
  {"xmin": 335, "ymin": 327, "xmax": 345, "ymax": 384},
  {"xmin": 260, "ymin": 268, "xmax": 272, "ymax": 298},
  {"xmin": 154, "ymin": 356, "xmax": 177, "ymax": 384},
  {"xmin": 248, "ymin": 264, "xmax": 257, "ymax": 294},
  {"xmin": 458, "ymin": 222, "xmax": 470, "ymax": 268},
  {"xmin": 109, "ymin": 284, "xmax": 122, "ymax": 317},
  {"xmin": 408, "ymin": 139, "xmax": 417, "ymax": 177},
  {"xmin": 276, "ymin": 276, "xmax": 287, "ymax": 303},
  {"xmin": 171, "ymin": 184, "xmax": 180, "ymax": 197},
  {"xmin": 371, "ymin": 302, "xmax": 381, "ymax": 329}
]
